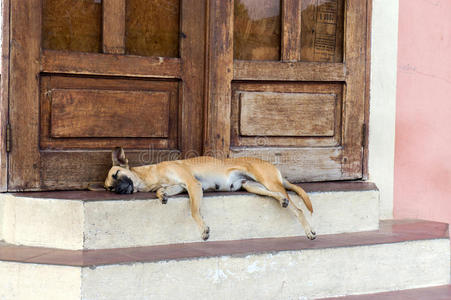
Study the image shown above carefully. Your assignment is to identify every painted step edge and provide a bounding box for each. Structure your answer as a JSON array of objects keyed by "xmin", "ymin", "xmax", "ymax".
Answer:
[
  {"xmin": 0, "ymin": 182, "xmax": 379, "ymax": 249},
  {"xmin": 320, "ymin": 284, "xmax": 451, "ymax": 299},
  {"xmin": 0, "ymin": 220, "xmax": 448, "ymax": 300},
  {"xmin": 0, "ymin": 220, "xmax": 446, "ymax": 267}
]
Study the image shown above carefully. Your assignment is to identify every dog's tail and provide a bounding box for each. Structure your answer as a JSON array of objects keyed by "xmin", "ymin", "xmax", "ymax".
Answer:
[{"xmin": 283, "ymin": 179, "xmax": 313, "ymax": 213}]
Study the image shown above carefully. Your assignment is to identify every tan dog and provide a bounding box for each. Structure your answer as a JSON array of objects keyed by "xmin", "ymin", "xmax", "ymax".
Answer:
[{"xmin": 104, "ymin": 147, "xmax": 316, "ymax": 241}]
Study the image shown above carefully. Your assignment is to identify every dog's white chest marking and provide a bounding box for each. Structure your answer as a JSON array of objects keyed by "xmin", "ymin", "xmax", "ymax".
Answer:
[{"xmin": 195, "ymin": 171, "xmax": 248, "ymax": 192}]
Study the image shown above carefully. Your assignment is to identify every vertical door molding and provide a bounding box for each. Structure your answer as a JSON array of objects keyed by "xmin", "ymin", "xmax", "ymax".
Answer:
[
  {"xmin": 9, "ymin": 0, "xmax": 42, "ymax": 190},
  {"xmin": 341, "ymin": 0, "xmax": 368, "ymax": 177},
  {"xmin": 102, "ymin": 0, "xmax": 126, "ymax": 54},
  {"xmin": 203, "ymin": 0, "xmax": 233, "ymax": 158},
  {"xmin": 362, "ymin": 0, "xmax": 373, "ymax": 179},
  {"xmin": 0, "ymin": 0, "xmax": 11, "ymax": 191},
  {"xmin": 180, "ymin": 0, "xmax": 206, "ymax": 157},
  {"xmin": 281, "ymin": 0, "xmax": 301, "ymax": 62}
]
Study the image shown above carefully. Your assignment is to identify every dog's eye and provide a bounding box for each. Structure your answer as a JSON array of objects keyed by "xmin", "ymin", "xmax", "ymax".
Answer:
[{"xmin": 112, "ymin": 170, "xmax": 120, "ymax": 180}]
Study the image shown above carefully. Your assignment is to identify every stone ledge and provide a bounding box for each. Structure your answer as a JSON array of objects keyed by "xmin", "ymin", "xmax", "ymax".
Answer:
[
  {"xmin": 0, "ymin": 220, "xmax": 449, "ymax": 300},
  {"xmin": 0, "ymin": 220, "xmax": 447, "ymax": 267},
  {"xmin": 1, "ymin": 186, "xmax": 380, "ymax": 249}
]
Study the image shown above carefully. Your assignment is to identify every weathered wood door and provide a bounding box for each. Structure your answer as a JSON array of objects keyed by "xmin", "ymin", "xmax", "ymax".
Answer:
[
  {"xmin": 204, "ymin": 0, "xmax": 369, "ymax": 182},
  {"xmin": 9, "ymin": 0, "xmax": 205, "ymax": 190},
  {"xmin": 8, "ymin": 0, "xmax": 369, "ymax": 190}
]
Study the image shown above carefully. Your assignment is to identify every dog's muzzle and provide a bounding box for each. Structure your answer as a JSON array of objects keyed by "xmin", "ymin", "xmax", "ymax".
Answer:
[{"xmin": 114, "ymin": 176, "xmax": 134, "ymax": 194}]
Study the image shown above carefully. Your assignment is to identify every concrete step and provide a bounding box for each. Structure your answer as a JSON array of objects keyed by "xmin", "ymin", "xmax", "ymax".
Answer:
[
  {"xmin": 321, "ymin": 284, "xmax": 451, "ymax": 299},
  {"xmin": 0, "ymin": 182, "xmax": 379, "ymax": 250},
  {"xmin": 0, "ymin": 220, "xmax": 449, "ymax": 300}
]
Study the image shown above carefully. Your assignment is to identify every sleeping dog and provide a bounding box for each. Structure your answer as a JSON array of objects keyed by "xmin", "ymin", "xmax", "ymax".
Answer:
[{"xmin": 104, "ymin": 147, "xmax": 316, "ymax": 241}]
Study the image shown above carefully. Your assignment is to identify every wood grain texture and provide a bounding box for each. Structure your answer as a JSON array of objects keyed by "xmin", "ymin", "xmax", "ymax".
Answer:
[
  {"xmin": 231, "ymin": 82, "xmax": 343, "ymax": 148},
  {"xmin": 0, "ymin": 0, "xmax": 10, "ymax": 191},
  {"xmin": 282, "ymin": 0, "xmax": 301, "ymax": 61},
  {"xmin": 233, "ymin": 61, "xmax": 346, "ymax": 81},
  {"xmin": 50, "ymin": 89, "xmax": 170, "ymax": 138},
  {"xmin": 5, "ymin": 0, "xmax": 370, "ymax": 189},
  {"xmin": 179, "ymin": 0, "xmax": 206, "ymax": 157},
  {"xmin": 239, "ymin": 92, "xmax": 336, "ymax": 137},
  {"xmin": 40, "ymin": 76, "xmax": 179, "ymax": 150},
  {"xmin": 340, "ymin": 0, "xmax": 367, "ymax": 178},
  {"xmin": 230, "ymin": 147, "xmax": 344, "ymax": 182},
  {"xmin": 103, "ymin": 0, "xmax": 126, "ymax": 54},
  {"xmin": 41, "ymin": 50, "xmax": 181, "ymax": 79},
  {"xmin": 230, "ymin": 0, "xmax": 368, "ymax": 181},
  {"xmin": 204, "ymin": 0, "xmax": 233, "ymax": 158},
  {"xmin": 9, "ymin": 0, "xmax": 41, "ymax": 190},
  {"xmin": 40, "ymin": 150, "xmax": 182, "ymax": 190},
  {"xmin": 42, "ymin": 0, "xmax": 102, "ymax": 52}
]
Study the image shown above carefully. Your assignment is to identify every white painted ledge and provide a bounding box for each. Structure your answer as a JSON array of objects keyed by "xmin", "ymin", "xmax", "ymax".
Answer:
[
  {"xmin": 0, "ymin": 239, "xmax": 448, "ymax": 300},
  {"xmin": 0, "ymin": 189, "xmax": 379, "ymax": 249}
]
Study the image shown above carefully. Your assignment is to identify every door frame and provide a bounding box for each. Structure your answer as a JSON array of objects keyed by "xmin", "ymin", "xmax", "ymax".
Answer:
[{"xmin": 0, "ymin": 0, "xmax": 10, "ymax": 191}]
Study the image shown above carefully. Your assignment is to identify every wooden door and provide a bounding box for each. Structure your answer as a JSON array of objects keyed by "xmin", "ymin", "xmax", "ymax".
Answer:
[
  {"xmin": 9, "ymin": 0, "xmax": 205, "ymax": 190},
  {"xmin": 8, "ymin": 0, "xmax": 369, "ymax": 191},
  {"xmin": 205, "ymin": 0, "xmax": 369, "ymax": 181}
]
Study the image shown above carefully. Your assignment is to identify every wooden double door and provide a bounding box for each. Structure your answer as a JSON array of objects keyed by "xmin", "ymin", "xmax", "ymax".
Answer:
[{"xmin": 8, "ymin": 0, "xmax": 369, "ymax": 191}]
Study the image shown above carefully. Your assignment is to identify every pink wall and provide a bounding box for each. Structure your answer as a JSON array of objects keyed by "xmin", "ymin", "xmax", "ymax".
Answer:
[{"xmin": 395, "ymin": 0, "xmax": 451, "ymax": 227}]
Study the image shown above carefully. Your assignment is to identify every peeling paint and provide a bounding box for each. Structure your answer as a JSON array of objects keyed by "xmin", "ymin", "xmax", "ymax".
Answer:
[{"xmin": 208, "ymin": 268, "xmax": 228, "ymax": 283}]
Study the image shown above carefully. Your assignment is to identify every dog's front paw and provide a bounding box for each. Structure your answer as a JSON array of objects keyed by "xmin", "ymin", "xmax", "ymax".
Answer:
[
  {"xmin": 202, "ymin": 227, "xmax": 210, "ymax": 241},
  {"xmin": 306, "ymin": 230, "xmax": 316, "ymax": 240},
  {"xmin": 161, "ymin": 194, "xmax": 168, "ymax": 204}
]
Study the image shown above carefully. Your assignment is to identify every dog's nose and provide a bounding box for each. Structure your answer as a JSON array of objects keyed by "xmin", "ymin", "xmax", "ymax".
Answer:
[
  {"xmin": 114, "ymin": 176, "xmax": 134, "ymax": 194},
  {"xmin": 115, "ymin": 185, "xmax": 133, "ymax": 194}
]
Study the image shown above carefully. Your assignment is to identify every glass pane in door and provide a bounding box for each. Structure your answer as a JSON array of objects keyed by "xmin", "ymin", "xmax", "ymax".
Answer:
[
  {"xmin": 42, "ymin": 0, "xmax": 102, "ymax": 53},
  {"xmin": 300, "ymin": 0, "xmax": 344, "ymax": 62},
  {"xmin": 234, "ymin": 0, "xmax": 281, "ymax": 61},
  {"xmin": 125, "ymin": 0, "xmax": 180, "ymax": 57}
]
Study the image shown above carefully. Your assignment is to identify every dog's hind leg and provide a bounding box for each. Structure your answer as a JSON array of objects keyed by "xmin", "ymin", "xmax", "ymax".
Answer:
[
  {"xmin": 289, "ymin": 204, "xmax": 316, "ymax": 240},
  {"xmin": 241, "ymin": 181, "xmax": 289, "ymax": 207},
  {"xmin": 243, "ymin": 180, "xmax": 316, "ymax": 240},
  {"xmin": 156, "ymin": 185, "xmax": 185, "ymax": 204},
  {"xmin": 283, "ymin": 179, "xmax": 313, "ymax": 213}
]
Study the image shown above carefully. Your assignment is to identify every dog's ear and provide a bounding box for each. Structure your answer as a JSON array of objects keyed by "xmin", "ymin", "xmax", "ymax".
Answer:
[{"xmin": 112, "ymin": 147, "xmax": 129, "ymax": 168}]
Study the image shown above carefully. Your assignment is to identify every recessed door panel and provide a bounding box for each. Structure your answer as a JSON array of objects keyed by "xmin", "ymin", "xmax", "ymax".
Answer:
[
  {"xmin": 239, "ymin": 92, "xmax": 336, "ymax": 137},
  {"xmin": 50, "ymin": 89, "xmax": 170, "ymax": 139},
  {"xmin": 231, "ymin": 82, "xmax": 343, "ymax": 148}
]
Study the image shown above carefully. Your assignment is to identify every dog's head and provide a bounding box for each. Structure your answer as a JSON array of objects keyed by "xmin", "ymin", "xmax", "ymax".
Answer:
[{"xmin": 104, "ymin": 147, "xmax": 135, "ymax": 194}]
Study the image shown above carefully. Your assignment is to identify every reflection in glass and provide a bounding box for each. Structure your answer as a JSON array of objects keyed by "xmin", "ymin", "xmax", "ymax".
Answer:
[
  {"xmin": 300, "ymin": 0, "xmax": 344, "ymax": 62},
  {"xmin": 42, "ymin": 0, "xmax": 102, "ymax": 53},
  {"xmin": 234, "ymin": 0, "xmax": 281, "ymax": 61},
  {"xmin": 126, "ymin": 0, "xmax": 180, "ymax": 57}
]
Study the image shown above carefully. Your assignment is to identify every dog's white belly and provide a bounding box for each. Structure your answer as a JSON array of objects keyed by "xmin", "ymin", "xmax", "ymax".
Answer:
[{"xmin": 195, "ymin": 171, "xmax": 247, "ymax": 192}]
